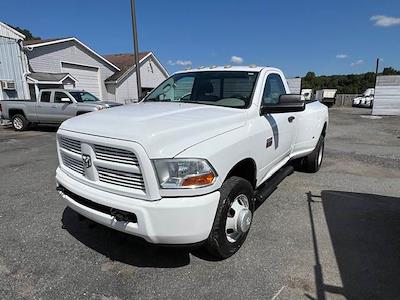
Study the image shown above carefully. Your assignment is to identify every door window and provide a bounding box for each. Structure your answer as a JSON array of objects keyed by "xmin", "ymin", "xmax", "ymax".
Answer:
[
  {"xmin": 54, "ymin": 92, "xmax": 71, "ymax": 103},
  {"xmin": 262, "ymin": 74, "xmax": 286, "ymax": 105},
  {"xmin": 40, "ymin": 91, "xmax": 51, "ymax": 103}
]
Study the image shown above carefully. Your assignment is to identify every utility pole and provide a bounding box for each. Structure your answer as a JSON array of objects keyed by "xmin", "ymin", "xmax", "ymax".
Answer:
[
  {"xmin": 130, "ymin": 0, "xmax": 142, "ymax": 101},
  {"xmin": 374, "ymin": 58, "xmax": 380, "ymax": 89}
]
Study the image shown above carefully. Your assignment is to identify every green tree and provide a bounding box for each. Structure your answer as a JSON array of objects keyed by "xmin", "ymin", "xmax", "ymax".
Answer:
[
  {"xmin": 302, "ymin": 68, "xmax": 400, "ymax": 93},
  {"xmin": 382, "ymin": 67, "xmax": 400, "ymax": 75}
]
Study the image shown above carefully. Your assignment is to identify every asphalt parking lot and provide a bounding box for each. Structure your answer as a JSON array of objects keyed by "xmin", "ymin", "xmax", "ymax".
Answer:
[{"xmin": 1, "ymin": 107, "xmax": 400, "ymax": 299}]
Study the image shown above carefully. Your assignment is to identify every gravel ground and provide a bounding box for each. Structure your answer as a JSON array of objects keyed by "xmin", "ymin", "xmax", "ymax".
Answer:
[{"xmin": 0, "ymin": 107, "xmax": 399, "ymax": 299}]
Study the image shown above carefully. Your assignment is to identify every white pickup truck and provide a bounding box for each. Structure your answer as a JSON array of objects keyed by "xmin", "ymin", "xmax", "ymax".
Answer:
[{"xmin": 56, "ymin": 66, "xmax": 328, "ymax": 258}]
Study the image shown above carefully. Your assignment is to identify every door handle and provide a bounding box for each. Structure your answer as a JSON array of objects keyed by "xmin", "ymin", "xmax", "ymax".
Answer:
[
  {"xmin": 288, "ymin": 116, "xmax": 295, "ymax": 123},
  {"xmin": 51, "ymin": 105, "xmax": 57, "ymax": 108}
]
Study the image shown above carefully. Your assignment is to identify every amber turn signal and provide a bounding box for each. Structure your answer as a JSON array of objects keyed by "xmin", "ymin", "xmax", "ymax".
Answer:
[{"xmin": 181, "ymin": 172, "xmax": 215, "ymax": 187}]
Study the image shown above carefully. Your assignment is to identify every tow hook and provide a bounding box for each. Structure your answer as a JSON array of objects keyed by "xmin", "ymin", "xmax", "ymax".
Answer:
[
  {"xmin": 110, "ymin": 208, "xmax": 130, "ymax": 222},
  {"xmin": 56, "ymin": 185, "xmax": 66, "ymax": 193}
]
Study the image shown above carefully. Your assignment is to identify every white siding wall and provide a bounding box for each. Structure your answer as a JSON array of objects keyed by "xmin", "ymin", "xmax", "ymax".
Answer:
[
  {"xmin": 373, "ymin": 75, "xmax": 400, "ymax": 116},
  {"xmin": 27, "ymin": 41, "xmax": 116, "ymax": 99},
  {"xmin": 0, "ymin": 22, "xmax": 24, "ymax": 40},
  {"xmin": 114, "ymin": 57, "xmax": 167, "ymax": 104},
  {"xmin": 0, "ymin": 36, "xmax": 29, "ymax": 100}
]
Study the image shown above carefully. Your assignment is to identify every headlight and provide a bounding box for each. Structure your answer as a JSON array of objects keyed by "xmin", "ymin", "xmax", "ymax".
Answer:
[{"xmin": 153, "ymin": 159, "xmax": 216, "ymax": 189}]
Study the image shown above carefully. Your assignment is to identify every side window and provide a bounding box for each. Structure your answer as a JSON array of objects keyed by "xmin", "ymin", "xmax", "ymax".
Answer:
[
  {"xmin": 40, "ymin": 91, "xmax": 51, "ymax": 103},
  {"xmin": 54, "ymin": 92, "xmax": 70, "ymax": 103},
  {"xmin": 262, "ymin": 74, "xmax": 286, "ymax": 105}
]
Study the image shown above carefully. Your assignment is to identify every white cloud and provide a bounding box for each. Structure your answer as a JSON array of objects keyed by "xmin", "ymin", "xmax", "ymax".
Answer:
[
  {"xmin": 230, "ymin": 56, "xmax": 244, "ymax": 64},
  {"xmin": 168, "ymin": 59, "xmax": 192, "ymax": 66},
  {"xmin": 370, "ymin": 15, "xmax": 400, "ymax": 27},
  {"xmin": 351, "ymin": 59, "xmax": 364, "ymax": 67},
  {"xmin": 336, "ymin": 54, "xmax": 348, "ymax": 59}
]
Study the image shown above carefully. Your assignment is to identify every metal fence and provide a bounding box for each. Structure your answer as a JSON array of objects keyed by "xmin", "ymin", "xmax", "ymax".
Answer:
[{"xmin": 335, "ymin": 94, "xmax": 360, "ymax": 107}]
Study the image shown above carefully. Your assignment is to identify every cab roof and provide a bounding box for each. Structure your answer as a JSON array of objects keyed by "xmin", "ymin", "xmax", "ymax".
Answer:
[{"xmin": 174, "ymin": 66, "xmax": 281, "ymax": 74}]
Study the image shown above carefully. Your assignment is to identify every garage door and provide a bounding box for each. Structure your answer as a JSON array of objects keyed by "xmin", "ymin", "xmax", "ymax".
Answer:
[{"xmin": 61, "ymin": 62, "xmax": 101, "ymax": 98}]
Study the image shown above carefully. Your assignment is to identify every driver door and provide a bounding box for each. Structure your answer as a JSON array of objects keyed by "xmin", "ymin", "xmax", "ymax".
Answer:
[
  {"xmin": 259, "ymin": 73, "xmax": 297, "ymax": 170},
  {"xmin": 51, "ymin": 92, "xmax": 77, "ymax": 122}
]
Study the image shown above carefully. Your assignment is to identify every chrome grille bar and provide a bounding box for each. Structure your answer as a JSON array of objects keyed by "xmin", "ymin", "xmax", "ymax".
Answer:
[
  {"xmin": 94, "ymin": 145, "xmax": 139, "ymax": 166},
  {"xmin": 62, "ymin": 154, "xmax": 83, "ymax": 174},
  {"xmin": 60, "ymin": 137, "xmax": 81, "ymax": 154},
  {"xmin": 97, "ymin": 166, "xmax": 145, "ymax": 190}
]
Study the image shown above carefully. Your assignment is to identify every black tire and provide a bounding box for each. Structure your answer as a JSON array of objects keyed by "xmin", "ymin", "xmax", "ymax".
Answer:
[
  {"xmin": 205, "ymin": 176, "xmax": 255, "ymax": 259},
  {"xmin": 11, "ymin": 114, "xmax": 28, "ymax": 131},
  {"xmin": 297, "ymin": 134, "xmax": 325, "ymax": 173}
]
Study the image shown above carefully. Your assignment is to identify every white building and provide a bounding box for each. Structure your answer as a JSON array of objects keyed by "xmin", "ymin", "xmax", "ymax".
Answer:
[
  {"xmin": 373, "ymin": 75, "xmax": 400, "ymax": 116},
  {"xmin": 23, "ymin": 37, "xmax": 168, "ymax": 103},
  {"xmin": 104, "ymin": 52, "xmax": 169, "ymax": 103},
  {"xmin": 0, "ymin": 22, "xmax": 30, "ymax": 100}
]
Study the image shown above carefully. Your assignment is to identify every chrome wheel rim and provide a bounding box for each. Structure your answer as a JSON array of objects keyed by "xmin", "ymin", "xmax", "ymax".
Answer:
[
  {"xmin": 318, "ymin": 141, "xmax": 324, "ymax": 166},
  {"xmin": 225, "ymin": 194, "xmax": 252, "ymax": 243},
  {"xmin": 13, "ymin": 117, "xmax": 23, "ymax": 130}
]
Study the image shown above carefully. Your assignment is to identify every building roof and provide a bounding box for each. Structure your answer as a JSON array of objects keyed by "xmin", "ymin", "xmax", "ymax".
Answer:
[
  {"xmin": 23, "ymin": 37, "xmax": 72, "ymax": 46},
  {"xmin": 27, "ymin": 72, "xmax": 77, "ymax": 83},
  {"xmin": 103, "ymin": 52, "xmax": 150, "ymax": 82},
  {"xmin": 0, "ymin": 22, "xmax": 26, "ymax": 40},
  {"xmin": 174, "ymin": 66, "xmax": 268, "ymax": 74},
  {"xmin": 22, "ymin": 37, "xmax": 120, "ymax": 71}
]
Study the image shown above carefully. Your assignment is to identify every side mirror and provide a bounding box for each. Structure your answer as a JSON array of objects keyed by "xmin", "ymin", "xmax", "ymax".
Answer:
[{"xmin": 261, "ymin": 94, "xmax": 305, "ymax": 114}]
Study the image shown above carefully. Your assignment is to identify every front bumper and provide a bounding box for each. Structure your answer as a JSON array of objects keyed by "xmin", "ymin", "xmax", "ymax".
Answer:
[{"xmin": 56, "ymin": 167, "xmax": 220, "ymax": 244}]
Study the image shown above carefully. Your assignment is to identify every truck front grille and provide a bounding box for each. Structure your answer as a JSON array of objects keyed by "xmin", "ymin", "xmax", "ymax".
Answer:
[{"xmin": 58, "ymin": 135, "xmax": 146, "ymax": 195}]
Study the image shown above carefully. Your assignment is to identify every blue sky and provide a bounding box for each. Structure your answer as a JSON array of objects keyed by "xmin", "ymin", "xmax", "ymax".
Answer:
[{"xmin": 1, "ymin": 0, "xmax": 399, "ymax": 77}]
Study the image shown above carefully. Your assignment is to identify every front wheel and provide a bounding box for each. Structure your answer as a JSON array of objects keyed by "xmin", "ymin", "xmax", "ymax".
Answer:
[
  {"xmin": 204, "ymin": 176, "xmax": 254, "ymax": 259},
  {"xmin": 11, "ymin": 114, "xmax": 28, "ymax": 131}
]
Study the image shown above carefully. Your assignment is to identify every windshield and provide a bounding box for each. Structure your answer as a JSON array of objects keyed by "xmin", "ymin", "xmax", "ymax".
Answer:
[
  {"xmin": 69, "ymin": 91, "xmax": 100, "ymax": 102},
  {"xmin": 145, "ymin": 71, "xmax": 259, "ymax": 109}
]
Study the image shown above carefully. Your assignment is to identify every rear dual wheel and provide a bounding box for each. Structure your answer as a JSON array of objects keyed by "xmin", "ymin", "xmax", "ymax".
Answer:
[{"xmin": 296, "ymin": 134, "xmax": 325, "ymax": 173}]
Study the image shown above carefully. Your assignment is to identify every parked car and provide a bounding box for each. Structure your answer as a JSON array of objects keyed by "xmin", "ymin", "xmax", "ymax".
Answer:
[
  {"xmin": 315, "ymin": 89, "xmax": 337, "ymax": 107},
  {"xmin": 352, "ymin": 88, "xmax": 375, "ymax": 108},
  {"xmin": 0, "ymin": 89, "xmax": 122, "ymax": 131},
  {"xmin": 55, "ymin": 66, "xmax": 329, "ymax": 259}
]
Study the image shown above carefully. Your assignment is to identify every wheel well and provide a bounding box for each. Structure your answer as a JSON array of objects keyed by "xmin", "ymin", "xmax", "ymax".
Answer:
[
  {"xmin": 321, "ymin": 122, "xmax": 327, "ymax": 137},
  {"xmin": 76, "ymin": 111, "xmax": 91, "ymax": 116},
  {"xmin": 9, "ymin": 109, "xmax": 25, "ymax": 119},
  {"xmin": 225, "ymin": 158, "xmax": 257, "ymax": 188}
]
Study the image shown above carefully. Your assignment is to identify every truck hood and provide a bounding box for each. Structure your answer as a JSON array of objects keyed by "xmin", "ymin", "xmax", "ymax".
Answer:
[{"xmin": 60, "ymin": 102, "xmax": 248, "ymax": 158}]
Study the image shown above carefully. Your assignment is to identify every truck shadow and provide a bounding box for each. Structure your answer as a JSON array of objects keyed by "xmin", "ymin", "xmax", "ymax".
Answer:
[
  {"xmin": 30, "ymin": 124, "xmax": 59, "ymax": 132},
  {"xmin": 306, "ymin": 191, "xmax": 400, "ymax": 299},
  {"xmin": 61, "ymin": 207, "xmax": 192, "ymax": 268}
]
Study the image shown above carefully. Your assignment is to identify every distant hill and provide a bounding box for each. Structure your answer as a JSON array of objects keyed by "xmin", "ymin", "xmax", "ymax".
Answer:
[{"xmin": 302, "ymin": 67, "xmax": 400, "ymax": 94}]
